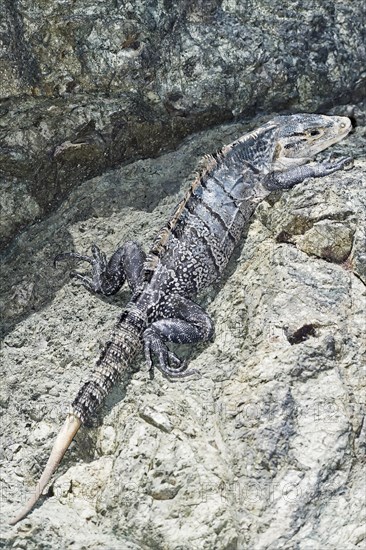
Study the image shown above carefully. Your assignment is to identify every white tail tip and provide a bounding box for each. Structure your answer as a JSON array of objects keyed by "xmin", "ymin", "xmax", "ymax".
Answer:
[{"xmin": 9, "ymin": 414, "xmax": 81, "ymax": 525}]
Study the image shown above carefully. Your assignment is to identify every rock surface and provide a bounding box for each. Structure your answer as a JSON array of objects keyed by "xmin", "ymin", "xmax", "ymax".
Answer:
[
  {"xmin": 1, "ymin": 0, "xmax": 365, "ymax": 247},
  {"xmin": 1, "ymin": 111, "xmax": 365, "ymax": 549}
]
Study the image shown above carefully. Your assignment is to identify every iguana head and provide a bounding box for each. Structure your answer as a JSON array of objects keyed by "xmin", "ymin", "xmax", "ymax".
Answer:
[{"xmin": 271, "ymin": 114, "xmax": 352, "ymax": 170}]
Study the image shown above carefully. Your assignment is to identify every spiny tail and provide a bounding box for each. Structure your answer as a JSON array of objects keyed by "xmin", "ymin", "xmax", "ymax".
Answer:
[{"xmin": 10, "ymin": 314, "xmax": 143, "ymax": 525}]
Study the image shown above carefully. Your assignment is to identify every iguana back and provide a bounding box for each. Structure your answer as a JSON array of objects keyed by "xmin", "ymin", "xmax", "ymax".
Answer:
[{"xmin": 143, "ymin": 124, "xmax": 277, "ymax": 296}]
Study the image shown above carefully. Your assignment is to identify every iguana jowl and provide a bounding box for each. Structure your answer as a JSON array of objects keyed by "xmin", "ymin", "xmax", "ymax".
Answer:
[{"xmin": 10, "ymin": 114, "xmax": 353, "ymax": 524}]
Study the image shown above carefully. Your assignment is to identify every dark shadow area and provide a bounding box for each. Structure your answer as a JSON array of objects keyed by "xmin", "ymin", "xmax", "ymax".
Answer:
[
  {"xmin": 0, "ymin": 135, "xmax": 200, "ymax": 339},
  {"xmin": 1, "ymin": 117, "xmax": 257, "ymax": 341}
]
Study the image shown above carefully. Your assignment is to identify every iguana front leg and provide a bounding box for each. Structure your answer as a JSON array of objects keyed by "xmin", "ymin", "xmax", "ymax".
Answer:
[
  {"xmin": 54, "ymin": 241, "xmax": 145, "ymax": 295},
  {"xmin": 264, "ymin": 156, "xmax": 353, "ymax": 190}
]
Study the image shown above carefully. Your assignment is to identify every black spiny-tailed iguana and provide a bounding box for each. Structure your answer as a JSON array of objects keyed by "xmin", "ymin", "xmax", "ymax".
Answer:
[{"xmin": 10, "ymin": 113, "xmax": 353, "ymax": 524}]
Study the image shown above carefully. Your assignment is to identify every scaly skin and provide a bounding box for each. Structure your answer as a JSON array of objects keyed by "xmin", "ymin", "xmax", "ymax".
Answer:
[{"xmin": 10, "ymin": 113, "xmax": 353, "ymax": 525}]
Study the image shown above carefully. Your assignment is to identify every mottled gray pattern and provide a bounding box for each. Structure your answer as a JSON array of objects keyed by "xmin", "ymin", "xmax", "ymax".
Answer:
[
  {"xmin": 2, "ymin": 113, "xmax": 365, "ymax": 548},
  {"xmin": 58, "ymin": 115, "xmax": 353, "ymax": 422}
]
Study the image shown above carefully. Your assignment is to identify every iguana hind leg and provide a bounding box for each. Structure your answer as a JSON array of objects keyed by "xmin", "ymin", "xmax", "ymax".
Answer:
[
  {"xmin": 143, "ymin": 297, "xmax": 214, "ymax": 378},
  {"xmin": 54, "ymin": 241, "xmax": 145, "ymax": 295}
]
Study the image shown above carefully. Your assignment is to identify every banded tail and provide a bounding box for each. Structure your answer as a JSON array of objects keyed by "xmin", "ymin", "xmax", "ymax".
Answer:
[{"xmin": 10, "ymin": 312, "xmax": 144, "ymax": 525}]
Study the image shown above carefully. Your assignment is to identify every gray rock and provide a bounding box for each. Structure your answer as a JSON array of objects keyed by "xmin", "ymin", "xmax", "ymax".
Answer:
[
  {"xmin": 1, "ymin": 0, "xmax": 365, "ymax": 247},
  {"xmin": 1, "ymin": 111, "xmax": 365, "ymax": 549},
  {"xmin": 294, "ymin": 220, "xmax": 354, "ymax": 263}
]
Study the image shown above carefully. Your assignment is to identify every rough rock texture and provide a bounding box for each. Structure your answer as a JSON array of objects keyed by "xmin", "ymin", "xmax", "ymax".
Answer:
[
  {"xmin": 1, "ymin": 110, "xmax": 365, "ymax": 549},
  {"xmin": 1, "ymin": 0, "xmax": 365, "ymax": 247}
]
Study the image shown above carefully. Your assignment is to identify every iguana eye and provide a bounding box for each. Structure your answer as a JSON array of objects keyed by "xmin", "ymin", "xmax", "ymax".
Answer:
[{"xmin": 309, "ymin": 129, "xmax": 320, "ymax": 136}]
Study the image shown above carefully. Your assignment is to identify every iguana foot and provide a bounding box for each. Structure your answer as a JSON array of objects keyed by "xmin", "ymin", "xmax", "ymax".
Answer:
[
  {"xmin": 143, "ymin": 327, "xmax": 198, "ymax": 379},
  {"xmin": 54, "ymin": 244, "xmax": 115, "ymax": 294},
  {"xmin": 54, "ymin": 241, "xmax": 145, "ymax": 295},
  {"xmin": 317, "ymin": 155, "xmax": 354, "ymax": 174}
]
